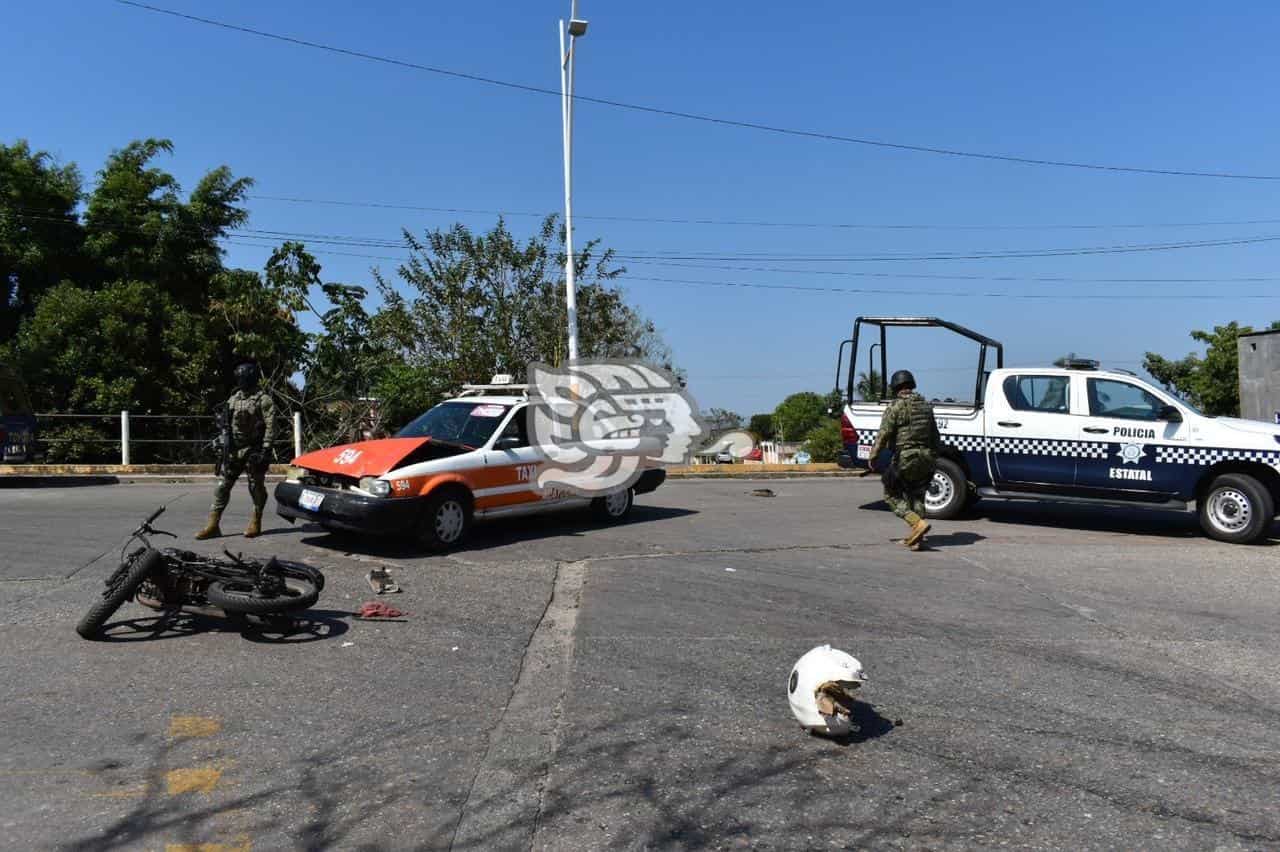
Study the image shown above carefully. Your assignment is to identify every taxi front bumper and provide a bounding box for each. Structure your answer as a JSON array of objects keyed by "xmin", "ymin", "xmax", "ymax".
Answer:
[{"xmin": 274, "ymin": 480, "xmax": 424, "ymax": 535}]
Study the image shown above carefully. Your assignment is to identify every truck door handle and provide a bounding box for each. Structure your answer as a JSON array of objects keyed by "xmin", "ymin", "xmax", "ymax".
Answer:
[
  {"xmin": 997, "ymin": 421, "xmax": 1021, "ymax": 428},
  {"xmin": 1083, "ymin": 427, "xmax": 1108, "ymax": 434}
]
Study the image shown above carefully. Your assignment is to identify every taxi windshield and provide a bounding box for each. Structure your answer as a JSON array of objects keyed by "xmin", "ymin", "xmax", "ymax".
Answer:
[{"xmin": 395, "ymin": 401, "xmax": 510, "ymax": 448}]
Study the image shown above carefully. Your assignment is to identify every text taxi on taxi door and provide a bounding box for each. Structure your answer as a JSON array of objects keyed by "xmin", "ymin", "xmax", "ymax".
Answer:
[
  {"xmin": 274, "ymin": 377, "xmax": 666, "ymax": 550},
  {"xmin": 836, "ymin": 317, "xmax": 1280, "ymax": 544}
]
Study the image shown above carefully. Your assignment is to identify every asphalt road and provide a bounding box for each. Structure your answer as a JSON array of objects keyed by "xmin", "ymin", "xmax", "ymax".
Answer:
[{"xmin": 0, "ymin": 479, "xmax": 1277, "ymax": 851}]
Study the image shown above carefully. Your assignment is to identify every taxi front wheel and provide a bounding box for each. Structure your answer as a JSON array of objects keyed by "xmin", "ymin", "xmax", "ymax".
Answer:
[
  {"xmin": 1198, "ymin": 474, "xmax": 1274, "ymax": 544},
  {"xmin": 591, "ymin": 488, "xmax": 634, "ymax": 522},
  {"xmin": 417, "ymin": 488, "xmax": 472, "ymax": 551}
]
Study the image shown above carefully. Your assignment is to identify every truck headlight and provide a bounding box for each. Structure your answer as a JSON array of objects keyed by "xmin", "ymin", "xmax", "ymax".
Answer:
[{"xmin": 359, "ymin": 477, "xmax": 392, "ymax": 497}]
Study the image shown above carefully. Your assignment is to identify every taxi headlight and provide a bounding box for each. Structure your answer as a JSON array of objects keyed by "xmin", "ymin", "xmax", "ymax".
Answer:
[{"xmin": 359, "ymin": 477, "xmax": 392, "ymax": 497}]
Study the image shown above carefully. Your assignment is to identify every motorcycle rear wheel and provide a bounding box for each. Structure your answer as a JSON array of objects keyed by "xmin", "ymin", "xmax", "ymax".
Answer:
[
  {"xmin": 205, "ymin": 578, "xmax": 319, "ymax": 614},
  {"xmin": 76, "ymin": 549, "xmax": 163, "ymax": 639}
]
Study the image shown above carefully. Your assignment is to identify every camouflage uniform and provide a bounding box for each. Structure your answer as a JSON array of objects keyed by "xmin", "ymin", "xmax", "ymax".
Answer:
[
  {"xmin": 212, "ymin": 388, "xmax": 276, "ymax": 513},
  {"xmin": 195, "ymin": 378, "xmax": 276, "ymax": 537},
  {"xmin": 869, "ymin": 390, "xmax": 941, "ymax": 534}
]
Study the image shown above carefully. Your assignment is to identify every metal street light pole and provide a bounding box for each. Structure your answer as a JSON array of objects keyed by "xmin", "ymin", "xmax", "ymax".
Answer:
[{"xmin": 560, "ymin": 2, "xmax": 588, "ymax": 362}]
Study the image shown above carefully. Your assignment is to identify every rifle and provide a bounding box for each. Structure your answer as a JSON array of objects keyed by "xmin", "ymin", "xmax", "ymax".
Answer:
[{"xmin": 212, "ymin": 404, "xmax": 232, "ymax": 477}]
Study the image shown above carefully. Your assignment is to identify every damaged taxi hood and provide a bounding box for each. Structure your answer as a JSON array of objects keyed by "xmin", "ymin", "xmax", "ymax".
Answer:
[{"xmin": 292, "ymin": 437, "xmax": 432, "ymax": 478}]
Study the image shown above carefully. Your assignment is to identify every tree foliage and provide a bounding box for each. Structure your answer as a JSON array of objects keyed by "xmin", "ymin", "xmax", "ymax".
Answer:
[
  {"xmin": 772, "ymin": 392, "xmax": 827, "ymax": 442},
  {"xmin": 1144, "ymin": 321, "xmax": 1280, "ymax": 417},
  {"xmin": 747, "ymin": 413, "xmax": 774, "ymax": 440},
  {"xmin": 1, "ymin": 138, "xmax": 677, "ymax": 459},
  {"xmin": 703, "ymin": 408, "xmax": 744, "ymax": 435},
  {"xmin": 803, "ymin": 419, "xmax": 843, "ymax": 463}
]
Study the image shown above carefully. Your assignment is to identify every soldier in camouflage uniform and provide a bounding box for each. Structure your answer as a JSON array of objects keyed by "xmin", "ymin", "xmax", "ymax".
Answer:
[
  {"xmin": 868, "ymin": 369, "xmax": 940, "ymax": 551},
  {"xmin": 195, "ymin": 361, "xmax": 276, "ymax": 540}
]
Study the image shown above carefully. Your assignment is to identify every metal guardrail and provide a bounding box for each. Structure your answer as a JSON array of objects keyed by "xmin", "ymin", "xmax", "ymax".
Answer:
[{"xmin": 33, "ymin": 411, "xmax": 304, "ymax": 464}]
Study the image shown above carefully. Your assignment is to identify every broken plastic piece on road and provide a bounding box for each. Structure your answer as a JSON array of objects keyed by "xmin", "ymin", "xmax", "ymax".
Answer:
[
  {"xmin": 357, "ymin": 601, "xmax": 407, "ymax": 619},
  {"xmin": 366, "ymin": 567, "xmax": 401, "ymax": 595},
  {"xmin": 341, "ymin": 641, "xmax": 355, "ymax": 647}
]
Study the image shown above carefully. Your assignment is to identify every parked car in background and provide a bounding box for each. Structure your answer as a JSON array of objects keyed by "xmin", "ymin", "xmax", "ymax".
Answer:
[{"xmin": 0, "ymin": 364, "xmax": 37, "ymax": 463}]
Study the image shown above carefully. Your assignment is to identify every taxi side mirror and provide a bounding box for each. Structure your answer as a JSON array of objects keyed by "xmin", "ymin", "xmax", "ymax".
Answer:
[
  {"xmin": 1158, "ymin": 404, "xmax": 1182, "ymax": 423},
  {"xmin": 494, "ymin": 436, "xmax": 522, "ymax": 451}
]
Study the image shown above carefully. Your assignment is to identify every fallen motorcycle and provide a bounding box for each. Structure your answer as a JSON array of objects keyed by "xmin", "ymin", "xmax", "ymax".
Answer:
[{"xmin": 76, "ymin": 506, "xmax": 325, "ymax": 639}]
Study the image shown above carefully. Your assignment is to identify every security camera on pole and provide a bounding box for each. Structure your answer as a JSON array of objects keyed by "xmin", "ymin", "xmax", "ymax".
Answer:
[{"xmin": 560, "ymin": 1, "xmax": 588, "ymax": 363}]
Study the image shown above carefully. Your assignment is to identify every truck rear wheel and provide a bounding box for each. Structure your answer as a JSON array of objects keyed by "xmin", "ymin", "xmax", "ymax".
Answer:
[
  {"xmin": 1198, "ymin": 474, "xmax": 1274, "ymax": 544},
  {"xmin": 925, "ymin": 458, "xmax": 967, "ymax": 520}
]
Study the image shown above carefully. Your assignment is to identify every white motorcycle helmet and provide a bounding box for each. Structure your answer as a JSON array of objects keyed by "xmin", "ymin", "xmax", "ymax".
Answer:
[{"xmin": 788, "ymin": 644, "xmax": 867, "ymax": 736}]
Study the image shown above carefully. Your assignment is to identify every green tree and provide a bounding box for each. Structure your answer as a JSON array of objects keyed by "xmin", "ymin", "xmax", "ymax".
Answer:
[
  {"xmin": 0, "ymin": 140, "xmax": 84, "ymax": 339},
  {"xmin": 773, "ymin": 391, "xmax": 827, "ymax": 442},
  {"xmin": 374, "ymin": 216, "xmax": 675, "ymax": 417},
  {"xmin": 855, "ymin": 369, "xmax": 883, "ymax": 401},
  {"xmin": 748, "ymin": 413, "xmax": 774, "ymax": 440},
  {"xmin": 83, "ymin": 139, "xmax": 252, "ymax": 306},
  {"xmin": 803, "ymin": 420, "xmax": 843, "ymax": 463},
  {"xmin": 1144, "ymin": 321, "xmax": 1280, "ymax": 416},
  {"xmin": 703, "ymin": 407, "xmax": 743, "ymax": 434}
]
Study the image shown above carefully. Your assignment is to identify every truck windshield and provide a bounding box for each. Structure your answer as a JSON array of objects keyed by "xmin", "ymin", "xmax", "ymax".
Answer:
[{"xmin": 395, "ymin": 401, "xmax": 510, "ymax": 448}]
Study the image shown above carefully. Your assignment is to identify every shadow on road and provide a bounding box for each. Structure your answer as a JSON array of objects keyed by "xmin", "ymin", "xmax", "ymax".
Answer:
[
  {"xmin": 291, "ymin": 504, "xmax": 700, "ymax": 559},
  {"xmin": 860, "ymin": 498, "xmax": 1280, "ymax": 544},
  {"xmin": 818, "ymin": 701, "xmax": 900, "ymax": 747},
  {"xmin": 92, "ymin": 608, "xmax": 351, "ymax": 643}
]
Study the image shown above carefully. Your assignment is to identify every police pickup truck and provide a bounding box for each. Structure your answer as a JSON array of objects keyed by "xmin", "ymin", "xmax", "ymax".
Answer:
[{"xmin": 836, "ymin": 317, "xmax": 1280, "ymax": 544}]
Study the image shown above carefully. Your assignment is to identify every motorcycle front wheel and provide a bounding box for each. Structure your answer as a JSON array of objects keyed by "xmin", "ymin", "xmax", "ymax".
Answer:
[
  {"xmin": 205, "ymin": 578, "xmax": 320, "ymax": 614},
  {"xmin": 76, "ymin": 549, "xmax": 163, "ymax": 639}
]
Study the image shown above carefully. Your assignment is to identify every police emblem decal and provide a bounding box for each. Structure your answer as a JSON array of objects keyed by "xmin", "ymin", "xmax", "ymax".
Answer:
[{"xmin": 1116, "ymin": 442, "xmax": 1146, "ymax": 465}]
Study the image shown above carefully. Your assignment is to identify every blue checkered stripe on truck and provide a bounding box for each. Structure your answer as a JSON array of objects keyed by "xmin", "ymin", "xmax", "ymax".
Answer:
[
  {"xmin": 857, "ymin": 432, "xmax": 1107, "ymax": 459},
  {"xmin": 1155, "ymin": 446, "xmax": 1280, "ymax": 472}
]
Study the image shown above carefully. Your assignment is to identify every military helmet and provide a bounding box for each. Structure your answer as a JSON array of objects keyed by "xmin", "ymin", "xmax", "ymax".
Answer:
[
  {"xmin": 889, "ymin": 369, "xmax": 916, "ymax": 392},
  {"xmin": 234, "ymin": 361, "xmax": 260, "ymax": 391}
]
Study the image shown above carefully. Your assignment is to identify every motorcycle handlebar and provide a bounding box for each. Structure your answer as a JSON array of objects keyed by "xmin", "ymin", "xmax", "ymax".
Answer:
[{"xmin": 145, "ymin": 506, "xmax": 165, "ymax": 525}]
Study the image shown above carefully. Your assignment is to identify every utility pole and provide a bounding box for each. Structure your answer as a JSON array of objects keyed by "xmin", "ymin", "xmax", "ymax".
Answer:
[{"xmin": 560, "ymin": 2, "xmax": 588, "ymax": 361}]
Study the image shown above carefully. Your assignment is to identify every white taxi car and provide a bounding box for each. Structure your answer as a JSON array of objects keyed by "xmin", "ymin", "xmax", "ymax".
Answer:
[{"xmin": 274, "ymin": 379, "xmax": 666, "ymax": 550}]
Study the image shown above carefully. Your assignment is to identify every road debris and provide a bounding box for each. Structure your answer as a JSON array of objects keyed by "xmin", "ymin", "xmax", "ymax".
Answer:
[
  {"xmin": 357, "ymin": 601, "xmax": 407, "ymax": 619},
  {"xmin": 748, "ymin": 488, "xmax": 775, "ymax": 498},
  {"xmin": 366, "ymin": 567, "xmax": 401, "ymax": 595}
]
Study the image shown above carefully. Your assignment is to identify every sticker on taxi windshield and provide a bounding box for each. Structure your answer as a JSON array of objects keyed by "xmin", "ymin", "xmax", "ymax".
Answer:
[{"xmin": 470, "ymin": 405, "xmax": 505, "ymax": 418}]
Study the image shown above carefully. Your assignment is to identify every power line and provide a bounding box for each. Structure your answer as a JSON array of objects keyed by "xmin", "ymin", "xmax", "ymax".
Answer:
[
  {"xmin": 15, "ymin": 209, "xmax": 1280, "ymax": 287},
  {"xmin": 116, "ymin": 0, "xmax": 1280, "ymax": 181},
  {"xmin": 248, "ymin": 194, "xmax": 1280, "ymax": 232},
  {"xmin": 21, "ymin": 208, "xmax": 1280, "ymax": 268}
]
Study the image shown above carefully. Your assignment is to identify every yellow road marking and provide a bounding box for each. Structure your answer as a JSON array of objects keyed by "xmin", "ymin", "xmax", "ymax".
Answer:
[
  {"xmin": 165, "ymin": 766, "xmax": 223, "ymax": 795},
  {"xmin": 169, "ymin": 716, "xmax": 222, "ymax": 738}
]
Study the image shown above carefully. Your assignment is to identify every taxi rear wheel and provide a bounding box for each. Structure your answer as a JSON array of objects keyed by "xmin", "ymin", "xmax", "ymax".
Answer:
[
  {"xmin": 417, "ymin": 488, "xmax": 472, "ymax": 551},
  {"xmin": 591, "ymin": 488, "xmax": 634, "ymax": 522},
  {"xmin": 1199, "ymin": 474, "xmax": 1273, "ymax": 544}
]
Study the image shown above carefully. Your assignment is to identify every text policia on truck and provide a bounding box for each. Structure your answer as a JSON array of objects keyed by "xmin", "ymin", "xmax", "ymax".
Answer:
[{"xmin": 834, "ymin": 317, "xmax": 1280, "ymax": 544}]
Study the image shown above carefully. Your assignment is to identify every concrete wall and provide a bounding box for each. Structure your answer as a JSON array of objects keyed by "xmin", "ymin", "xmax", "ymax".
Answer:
[{"xmin": 1238, "ymin": 330, "xmax": 1280, "ymax": 424}]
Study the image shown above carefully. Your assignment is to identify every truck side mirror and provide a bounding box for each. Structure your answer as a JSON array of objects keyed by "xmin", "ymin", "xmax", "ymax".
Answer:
[{"xmin": 1158, "ymin": 404, "xmax": 1183, "ymax": 423}]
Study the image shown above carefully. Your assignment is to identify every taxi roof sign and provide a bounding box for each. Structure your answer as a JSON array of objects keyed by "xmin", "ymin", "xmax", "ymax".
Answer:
[{"xmin": 490, "ymin": 374, "xmax": 514, "ymax": 385}]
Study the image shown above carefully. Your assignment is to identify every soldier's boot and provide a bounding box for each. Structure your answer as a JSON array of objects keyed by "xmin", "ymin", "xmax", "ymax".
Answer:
[
  {"xmin": 195, "ymin": 511, "xmax": 223, "ymax": 540},
  {"xmin": 903, "ymin": 512, "xmax": 931, "ymax": 550},
  {"xmin": 244, "ymin": 507, "xmax": 264, "ymax": 539}
]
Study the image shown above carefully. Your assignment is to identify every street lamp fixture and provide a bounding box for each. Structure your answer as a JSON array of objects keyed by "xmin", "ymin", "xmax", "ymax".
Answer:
[{"xmin": 568, "ymin": 18, "xmax": 589, "ymax": 37}]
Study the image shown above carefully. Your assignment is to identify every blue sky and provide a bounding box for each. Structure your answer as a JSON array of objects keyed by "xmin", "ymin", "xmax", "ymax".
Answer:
[{"xmin": 5, "ymin": 1, "xmax": 1280, "ymax": 416}]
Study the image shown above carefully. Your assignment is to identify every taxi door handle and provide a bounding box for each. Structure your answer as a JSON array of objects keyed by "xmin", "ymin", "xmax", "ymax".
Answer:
[
  {"xmin": 1083, "ymin": 427, "xmax": 1108, "ymax": 434},
  {"xmin": 997, "ymin": 421, "xmax": 1022, "ymax": 428}
]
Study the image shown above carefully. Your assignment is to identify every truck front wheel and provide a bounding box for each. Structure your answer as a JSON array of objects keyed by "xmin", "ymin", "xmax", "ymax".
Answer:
[
  {"xmin": 1198, "ymin": 474, "xmax": 1274, "ymax": 544},
  {"xmin": 925, "ymin": 458, "xmax": 967, "ymax": 520}
]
